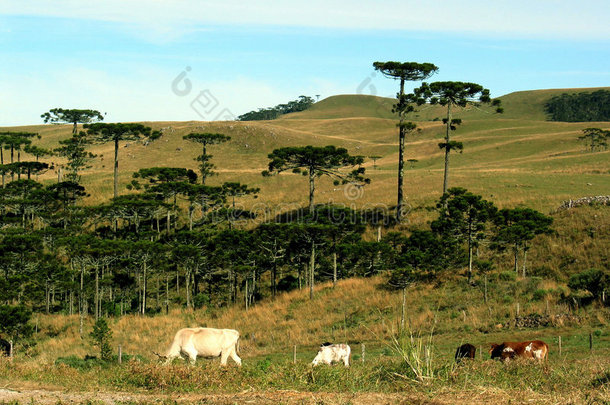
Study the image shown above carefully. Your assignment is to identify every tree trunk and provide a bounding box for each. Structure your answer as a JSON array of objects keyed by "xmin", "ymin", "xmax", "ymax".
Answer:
[
  {"xmin": 1, "ymin": 147, "xmax": 4, "ymax": 188},
  {"xmin": 245, "ymin": 279, "xmax": 249, "ymax": 311},
  {"xmin": 142, "ymin": 260, "xmax": 147, "ymax": 314},
  {"xmin": 45, "ymin": 279, "xmax": 50, "ymax": 314},
  {"xmin": 95, "ymin": 265, "xmax": 99, "ymax": 320},
  {"xmin": 185, "ymin": 268, "xmax": 191, "ymax": 309},
  {"xmin": 400, "ymin": 286, "xmax": 407, "ymax": 331},
  {"xmin": 165, "ymin": 274, "xmax": 170, "ymax": 314},
  {"xmin": 442, "ymin": 103, "xmax": 452, "ymax": 195},
  {"xmin": 308, "ymin": 169, "xmax": 315, "ymax": 213},
  {"xmin": 513, "ymin": 245, "xmax": 519, "ymax": 273},
  {"xmin": 272, "ymin": 261, "xmax": 277, "ymax": 299},
  {"xmin": 397, "ymin": 77, "xmax": 406, "ymax": 222},
  {"xmin": 333, "ymin": 251, "xmax": 338, "ymax": 287},
  {"xmin": 10, "ymin": 146, "xmax": 14, "ymax": 182},
  {"xmin": 522, "ymin": 247, "xmax": 528, "ymax": 278},
  {"xmin": 113, "ymin": 138, "xmax": 119, "ymax": 199},
  {"xmin": 309, "ymin": 240, "xmax": 315, "ymax": 300},
  {"xmin": 17, "ymin": 149, "xmax": 21, "ymax": 181},
  {"xmin": 467, "ymin": 221, "xmax": 473, "ymax": 283},
  {"xmin": 298, "ymin": 264, "xmax": 302, "ymax": 290},
  {"xmin": 79, "ymin": 263, "xmax": 84, "ymax": 336},
  {"xmin": 69, "ymin": 269, "xmax": 74, "ymax": 316}
]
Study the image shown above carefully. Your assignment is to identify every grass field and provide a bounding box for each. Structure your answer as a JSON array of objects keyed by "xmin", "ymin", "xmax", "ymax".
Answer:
[
  {"xmin": 1, "ymin": 272, "xmax": 609, "ymax": 404},
  {"xmin": 1, "ymin": 88, "xmax": 609, "ymax": 404},
  {"xmin": 1, "ymin": 87, "xmax": 608, "ymax": 213}
]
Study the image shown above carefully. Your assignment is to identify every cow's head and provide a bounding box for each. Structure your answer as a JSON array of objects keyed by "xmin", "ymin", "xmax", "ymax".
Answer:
[
  {"xmin": 489, "ymin": 343, "xmax": 500, "ymax": 358},
  {"xmin": 311, "ymin": 350, "xmax": 323, "ymax": 366}
]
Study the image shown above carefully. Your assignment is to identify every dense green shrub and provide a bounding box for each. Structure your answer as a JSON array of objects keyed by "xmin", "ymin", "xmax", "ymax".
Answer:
[
  {"xmin": 90, "ymin": 318, "xmax": 113, "ymax": 361},
  {"xmin": 568, "ymin": 268, "xmax": 609, "ymax": 298},
  {"xmin": 499, "ymin": 271, "xmax": 516, "ymax": 282}
]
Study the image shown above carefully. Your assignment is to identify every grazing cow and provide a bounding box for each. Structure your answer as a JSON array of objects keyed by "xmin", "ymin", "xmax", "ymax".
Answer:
[
  {"xmin": 162, "ymin": 327, "xmax": 241, "ymax": 366},
  {"xmin": 0, "ymin": 338, "xmax": 10, "ymax": 357},
  {"xmin": 489, "ymin": 340, "xmax": 548, "ymax": 362},
  {"xmin": 455, "ymin": 343, "xmax": 476, "ymax": 362},
  {"xmin": 312, "ymin": 343, "xmax": 351, "ymax": 367}
]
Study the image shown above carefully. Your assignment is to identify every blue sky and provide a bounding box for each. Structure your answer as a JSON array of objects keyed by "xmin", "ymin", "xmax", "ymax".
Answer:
[{"xmin": 1, "ymin": 0, "xmax": 609, "ymax": 125}]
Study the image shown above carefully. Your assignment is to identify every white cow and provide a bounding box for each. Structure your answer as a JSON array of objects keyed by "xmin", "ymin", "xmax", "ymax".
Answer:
[
  {"xmin": 311, "ymin": 343, "xmax": 351, "ymax": 367},
  {"xmin": 163, "ymin": 327, "xmax": 241, "ymax": 366}
]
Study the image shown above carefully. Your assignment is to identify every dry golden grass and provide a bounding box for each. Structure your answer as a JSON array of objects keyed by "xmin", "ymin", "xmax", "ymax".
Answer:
[{"xmin": 2, "ymin": 91, "xmax": 609, "ymax": 217}]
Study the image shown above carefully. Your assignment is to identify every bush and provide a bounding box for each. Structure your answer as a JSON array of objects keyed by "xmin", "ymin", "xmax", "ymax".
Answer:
[
  {"xmin": 193, "ymin": 293, "xmax": 210, "ymax": 309},
  {"xmin": 499, "ymin": 271, "xmax": 516, "ymax": 282},
  {"xmin": 0, "ymin": 305, "xmax": 34, "ymax": 343},
  {"xmin": 568, "ymin": 268, "xmax": 609, "ymax": 298},
  {"xmin": 530, "ymin": 265, "xmax": 562, "ymax": 280},
  {"xmin": 532, "ymin": 289, "xmax": 547, "ymax": 301},
  {"xmin": 90, "ymin": 318, "xmax": 113, "ymax": 361}
]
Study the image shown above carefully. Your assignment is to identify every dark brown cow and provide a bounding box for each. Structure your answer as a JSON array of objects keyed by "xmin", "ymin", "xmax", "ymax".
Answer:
[
  {"xmin": 489, "ymin": 340, "xmax": 548, "ymax": 361},
  {"xmin": 455, "ymin": 343, "xmax": 476, "ymax": 362}
]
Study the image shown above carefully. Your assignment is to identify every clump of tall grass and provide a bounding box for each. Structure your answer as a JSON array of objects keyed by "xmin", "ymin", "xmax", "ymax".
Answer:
[{"xmin": 386, "ymin": 326, "xmax": 437, "ymax": 383}]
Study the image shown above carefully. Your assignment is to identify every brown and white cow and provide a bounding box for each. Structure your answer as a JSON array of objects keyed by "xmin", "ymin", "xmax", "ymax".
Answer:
[
  {"xmin": 489, "ymin": 340, "xmax": 548, "ymax": 362},
  {"xmin": 162, "ymin": 327, "xmax": 241, "ymax": 366},
  {"xmin": 312, "ymin": 342, "xmax": 351, "ymax": 367},
  {"xmin": 455, "ymin": 343, "xmax": 476, "ymax": 362}
]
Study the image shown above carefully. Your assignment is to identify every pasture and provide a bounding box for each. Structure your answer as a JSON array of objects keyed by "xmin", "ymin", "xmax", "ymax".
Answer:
[
  {"xmin": 1, "ymin": 271, "xmax": 609, "ymax": 404},
  {"xmin": 1, "ymin": 88, "xmax": 609, "ymax": 404}
]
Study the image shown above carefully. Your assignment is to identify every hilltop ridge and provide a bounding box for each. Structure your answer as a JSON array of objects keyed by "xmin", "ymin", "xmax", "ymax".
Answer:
[{"xmin": 0, "ymin": 87, "xmax": 608, "ymax": 211}]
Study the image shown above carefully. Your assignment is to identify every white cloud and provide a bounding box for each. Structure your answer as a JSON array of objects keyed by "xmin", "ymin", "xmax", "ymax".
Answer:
[{"xmin": 1, "ymin": 0, "xmax": 609, "ymax": 41}]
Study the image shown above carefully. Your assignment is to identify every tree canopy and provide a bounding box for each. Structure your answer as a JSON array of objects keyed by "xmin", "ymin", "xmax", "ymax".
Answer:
[
  {"xmin": 263, "ymin": 145, "xmax": 369, "ymax": 212},
  {"xmin": 545, "ymin": 90, "xmax": 610, "ymax": 122},
  {"xmin": 41, "ymin": 108, "xmax": 104, "ymax": 134},
  {"xmin": 409, "ymin": 81, "xmax": 502, "ymax": 193},
  {"xmin": 238, "ymin": 96, "xmax": 315, "ymax": 121}
]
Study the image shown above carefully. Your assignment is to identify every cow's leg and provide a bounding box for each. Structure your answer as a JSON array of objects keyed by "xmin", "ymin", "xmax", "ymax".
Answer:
[
  {"xmin": 184, "ymin": 348, "xmax": 198, "ymax": 365},
  {"xmin": 220, "ymin": 350, "xmax": 230, "ymax": 366},
  {"xmin": 343, "ymin": 356, "xmax": 350, "ymax": 367},
  {"xmin": 229, "ymin": 347, "xmax": 242, "ymax": 366}
]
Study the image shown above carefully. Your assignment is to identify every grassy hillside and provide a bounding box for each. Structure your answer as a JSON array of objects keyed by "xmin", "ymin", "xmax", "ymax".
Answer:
[
  {"xmin": 3, "ymin": 207, "xmax": 609, "ymax": 402},
  {"xmin": 281, "ymin": 94, "xmax": 396, "ymax": 120},
  {"xmin": 2, "ymin": 88, "xmax": 608, "ymax": 216},
  {"xmin": 1, "ymin": 87, "xmax": 610, "ymax": 402}
]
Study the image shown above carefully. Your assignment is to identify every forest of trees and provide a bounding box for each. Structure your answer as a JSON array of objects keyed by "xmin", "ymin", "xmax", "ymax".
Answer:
[
  {"xmin": 0, "ymin": 124, "xmax": 555, "ymax": 326},
  {"xmin": 237, "ymin": 96, "xmax": 315, "ymax": 121},
  {"xmin": 545, "ymin": 90, "xmax": 610, "ymax": 122},
  {"xmin": 2, "ymin": 61, "xmax": 581, "ymax": 344}
]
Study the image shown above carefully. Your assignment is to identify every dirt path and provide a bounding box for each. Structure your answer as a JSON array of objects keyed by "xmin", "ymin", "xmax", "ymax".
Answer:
[
  {"xmin": 0, "ymin": 387, "xmax": 438, "ymax": 405},
  {"xmin": 0, "ymin": 386, "xmax": 598, "ymax": 405}
]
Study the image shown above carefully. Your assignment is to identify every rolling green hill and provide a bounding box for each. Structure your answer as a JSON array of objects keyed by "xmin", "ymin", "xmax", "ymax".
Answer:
[
  {"xmin": 1, "ymin": 88, "xmax": 609, "ymax": 405},
  {"xmin": 1, "ymin": 87, "xmax": 609, "ymax": 213}
]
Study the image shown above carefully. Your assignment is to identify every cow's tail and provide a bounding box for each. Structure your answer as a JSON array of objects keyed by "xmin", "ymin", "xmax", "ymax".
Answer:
[{"xmin": 236, "ymin": 335, "xmax": 241, "ymax": 356}]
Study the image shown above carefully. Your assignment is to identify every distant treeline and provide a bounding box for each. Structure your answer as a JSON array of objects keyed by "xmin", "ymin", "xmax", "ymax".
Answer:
[
  {"xmin": 238, "ymin": 96, "xmax": 315, "ymax": 121},
  {"xmin": 545, "ymin": 90, "xmax": 610, "ymax": 122}
]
